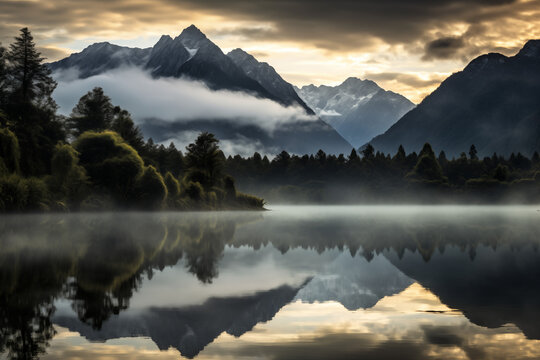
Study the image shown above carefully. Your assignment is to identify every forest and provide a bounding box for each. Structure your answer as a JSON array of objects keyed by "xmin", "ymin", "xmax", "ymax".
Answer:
[
  {"xmin": 0, "ymin": 28, "xmax": 263, "ymax": 212},
  {"xmin": 226, "ymin": 143, "xmax": 540, "ymax": 203}
]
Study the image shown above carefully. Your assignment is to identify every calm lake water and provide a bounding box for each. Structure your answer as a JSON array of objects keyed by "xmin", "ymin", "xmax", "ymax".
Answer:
[{"xmin": 1, "ymin": 205, "xmax": 540, "ymax": 359}]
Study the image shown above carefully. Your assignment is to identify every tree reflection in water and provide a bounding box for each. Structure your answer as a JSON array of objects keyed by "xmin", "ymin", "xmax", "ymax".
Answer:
[{"xmin": 0, "ymin": 207, "xmax": 540, "ymax": 359}]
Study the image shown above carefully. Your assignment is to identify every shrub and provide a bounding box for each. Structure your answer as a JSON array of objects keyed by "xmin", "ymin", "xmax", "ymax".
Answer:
[
  {"xmin": 0, "ymin": 174, "xmax": 49, "ymax": 212},
  {"xmin": 164, "ymin": 172, "xmax": 180, "ymax": 208},
  {"xmin": 235, "ymin": 192, "xmax": 265, "ymax": 209},
  {"xmin": 74, "ymin": 131, "xmax": 144, "ymax": 202},
  {"xmin": 0, "ymin": 128, "xmax": 21, "ymax": 174},
  {"xmin": 134, "ymin": 165, "xmax": 167, "ymax": 209},
  {"xmin": 184, "ymin": 181, "xmax": 204, "ymax": 202},
  {"xmin": 50, "ymin": 143, "xmax": 88, "ymax": 207}
]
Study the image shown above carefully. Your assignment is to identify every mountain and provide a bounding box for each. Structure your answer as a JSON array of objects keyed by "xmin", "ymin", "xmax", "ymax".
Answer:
[
  {"xmin": 54, "ymin": 283, "xmax": 304, "ymax": 359},
  {"xmin": 296, "ymin": 78, "xmax": 415, "ymax": 147},
  {"xmin": 49, "ymin": 25, "xmax": 352, "ymax": 155},
  {"xmin": 145, "ymin": 25, "xmax": 275, "ymax": 100},
  {"xmin": 49, "ymin": 42, "xmax": 151, "ymax": 78},
  {"xmin": 227, "ymin": 48, "xmax": 314, "ymax": 113},
  {"xmin": 370, "ymin": 40, "xmax": 540, "ymax": 157}
]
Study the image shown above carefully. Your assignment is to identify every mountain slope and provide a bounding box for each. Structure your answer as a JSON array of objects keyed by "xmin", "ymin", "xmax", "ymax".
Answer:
[
  {"xmin": 370, "ymin": 40, "xmax": 540, "ymax": 157},
  {"xmin": 227, "ymin": 48, "xmax": 314, "ymax": 114},
  {"xmin": 49, "ymin": 25, "xmax": 352, "ymax": 155},
  {"xmin": 296, "ymin": 77, "xmax": 415, "ymax": 147},
  {"xmin": 146, "ymin": 25, "xmax": 276, "ymax": 100},
  {"xmin": 49, "ymin": 42, "xmax": 151, "ymax": 78}
]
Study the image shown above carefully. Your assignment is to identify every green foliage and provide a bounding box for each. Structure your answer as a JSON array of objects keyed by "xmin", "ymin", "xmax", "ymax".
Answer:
[
  {"xmin": 0, "ymin": 174, "xmax": 49, "ymax": 212},
  {"xmin": 493, "ymin": 164, "xmax": 509, "ymax": 182},
  {"xmin": 50, "ymin": 143, "xmax": 88, "ymax": 206},
  {"xmin": 407, "ymin": 143, "xmax": 446, "ymax": 182},
  {"xmin": 185, "ymin": 132, "xmax": 223, "ymax": 189},
  {"xmin": 74, "ymin": 131, "xmax": 144, "ymax": 202},
  {"xmin": 134, "ymin": 165, "xmax": 167, "ymax": 209},
  {"xmin": 110, "ymin": 106, "xmax": 145, "ymax": 152},
  {"xmin": 69, "ymin": 87, "xmax": 114, "ymax": 136},
  {"xmin": 223, "ymin": 175, "xmax": 237, "ymax": 202},
  {"xmin": 234, "ymin": 192, "xmax": 265, "ymax": 209},
  {"xmin": 0, "ymin": 28, "xmax": 65, "ymax": 177},
  {"xmin": 5, "ymin": 28, "xmax": 57, "ymax": 111},
  {"xmin": 0, "ymin": 127, "xmax": 20, "ymax": 174},
  {"xmin": 164, "ymin": 172, "xmax": 181, "ymax": 207},
  {"xmin": 184, "ymin": 181, "xmax": 204, "ymax": 202}
]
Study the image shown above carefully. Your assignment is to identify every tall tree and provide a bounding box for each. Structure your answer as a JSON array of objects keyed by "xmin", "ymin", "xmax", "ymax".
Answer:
[
  {"xmin": 5, "ymin": 28, "xmax": 57, "ymax": 115},
  {"xmin": 185, "ymin": 132, "xmax": 224, "ymax": 189},
  {"xmin": 0, "ymin": 43, "xmax": 7, "ymax": 110},
  {"xmin": 69, "ymin": 87, "xmax": 114, "ymax": 136},
  {"xmin": 2, "ymin": 28, "xmax": 64, "ymax": 175},
  {"xmin": 110, "ymin": 106, "xmax": 144, "ymax": 152}
]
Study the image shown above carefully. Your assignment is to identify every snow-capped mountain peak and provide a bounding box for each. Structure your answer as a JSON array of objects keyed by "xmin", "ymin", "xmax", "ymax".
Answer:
[{"xmin": 296, "ymin": 78, "xmax": 415, "ymax": 147}]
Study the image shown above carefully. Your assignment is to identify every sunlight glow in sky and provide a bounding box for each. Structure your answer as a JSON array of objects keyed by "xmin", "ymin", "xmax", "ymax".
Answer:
[{"xmin": 1, "ymin": 0, "xmax": 540, "ymax": 102}]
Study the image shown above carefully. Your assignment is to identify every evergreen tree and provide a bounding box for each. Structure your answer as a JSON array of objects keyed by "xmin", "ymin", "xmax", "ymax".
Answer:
[
  {"xmin": 393, "ymin": 145, "xmax": 406, "ymax": 162},
  {"xmin": 348, "ymin": 148, "xmax": 359, "ymax": 163},
  {"xmin": 2, "ymin": 28, "xmax": 64, "ymax": 176},
  {"xmin": 361, "ymin": 144, "xmax": 375, "ymax": 159},
  {"xmin": 469, "ymin": 144, "xmax": 478, "ymax": 161},
  {"xmin": 0, "ymin": 43, "xmax": 7, "ymax": 108},
  {"xmin": 407, "ymin": 143, "xmax": 446, "ymax": 182},
  {"xmin": 69, "ymin": 87, "xmax": 114, "ymax": 136},
  {"xmin": 5, "ymin": 28, "xmax": 57, "ymax": 114},
  {"xmin": 110, "ymin": 106, "xmax": 144, "ymax": 152},
  {"xmin": 184, "ymin": 132, "xmax": 223, "ymax": 189}
]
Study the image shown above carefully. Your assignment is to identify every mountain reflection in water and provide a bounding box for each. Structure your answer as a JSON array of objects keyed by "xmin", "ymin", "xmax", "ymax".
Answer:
[{"xmin": 1, "ymin": 206, "xmax": 540, "ymax": 359}]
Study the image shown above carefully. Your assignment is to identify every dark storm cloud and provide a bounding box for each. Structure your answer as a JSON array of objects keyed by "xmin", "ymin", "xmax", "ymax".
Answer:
[
  {"xmin": 178, "ymin": 0, "xmax": 531, "ymax": 51},
  {"xmin": 1, "ymin": 0, "xmax": 537, "ymax": 56},
  {"xmin": 422, "ymin": 37, "xmax": 466, "ymax": 60}
]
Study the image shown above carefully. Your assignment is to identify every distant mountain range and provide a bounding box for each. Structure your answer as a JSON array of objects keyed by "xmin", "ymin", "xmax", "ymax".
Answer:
[
  {"xmin": 370, "ymin": 40, "xmax": 540, "ymax": 157},
  {"xmin": 296, "ymin": 78, "xmax": 415, "ymax": 148},
  {"xmin": 49, "ymin": 25, "xmax": 351, "ymax": 155}
]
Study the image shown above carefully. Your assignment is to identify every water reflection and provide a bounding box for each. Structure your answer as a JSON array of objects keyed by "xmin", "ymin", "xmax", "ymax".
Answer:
[{"xmin": 1, "ymin": 206, "xmax": 540, "ymax": 359}]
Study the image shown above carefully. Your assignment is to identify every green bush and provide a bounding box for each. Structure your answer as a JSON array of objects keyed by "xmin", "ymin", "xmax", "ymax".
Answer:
[
  {"xmin": 184, "ymin": 181, "xmax": 204, "ymax": 202},
  {"xmin": 235, "ymin": 192, "xmax": 265, "ymax": 209},
  {"xmin": 134, "ymin": 165, "xmax": 167, "ymax": 209},
  {"xmin": 0, "ymin": 174, "xmax": 49, "ymax": 212},
  {"xmin": 74, "ymin": 131, "xmax": 144, "ymax": 202},
  {"xmin": 0, "ymin": 128, "xmax": 21, "ymax": 174},
  {"xmin": 50, "ymin": 143, "xmax": 88, "ymax": 206},
  {"xmin": 164, "ymin": 172, "xmax": 180, "ymax": 208}
]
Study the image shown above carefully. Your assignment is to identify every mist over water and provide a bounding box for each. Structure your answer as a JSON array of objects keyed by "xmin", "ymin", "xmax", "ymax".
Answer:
[{"xmin": 2, "ymin": 205, "xmax": 540, "ymax": 359}]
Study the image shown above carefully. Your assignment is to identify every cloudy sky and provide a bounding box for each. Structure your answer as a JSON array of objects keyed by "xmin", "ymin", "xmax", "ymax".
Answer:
[{"xmin": 1, "ymin": 0, "xmax": 540, "ymax": 102}]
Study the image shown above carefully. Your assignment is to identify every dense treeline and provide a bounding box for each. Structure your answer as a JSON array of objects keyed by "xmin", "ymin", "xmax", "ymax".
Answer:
[
  {"xmin": 225, "ymin": 143, "xmax": 540, "ymax": 203},
  {"xmin": 0, "ymin": 28, "xmax": 263, "ymax": 212}
]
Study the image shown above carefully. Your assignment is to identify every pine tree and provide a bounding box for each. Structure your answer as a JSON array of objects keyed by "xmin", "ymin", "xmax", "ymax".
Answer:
[
  {"xmin": 69, "ymin": 87, "xmax": 115, "ymax": 136},
  {"xmin": 0, "ymin": 43, "xmax": 7, "ymax": 108},
  {"xmin": 3, "ymin": 28, "xmax": 64, "ymax": 175},
  {"xmin": 469, "ymin": 144, "xmax": 478, "ymax": 161},
  {"xmin": 5, "ymin": 28, "xmax": 57, "ymax": 115},
  {"xmin": 361, "ymin": 144, "xmax": 375, "ymax": 159},
  {"xmin": 185, "ymin": 132, "xmax": 224, "ymax": 189},
  {"xmin": 110, "ymin": 106, "xmax": 144, "ymax": 152}
]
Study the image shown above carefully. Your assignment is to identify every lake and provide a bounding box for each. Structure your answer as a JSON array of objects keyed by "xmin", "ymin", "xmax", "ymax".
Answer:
[{"xmin": 1, "ymin": 205, "xmax": 540, "ymax": 359}]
